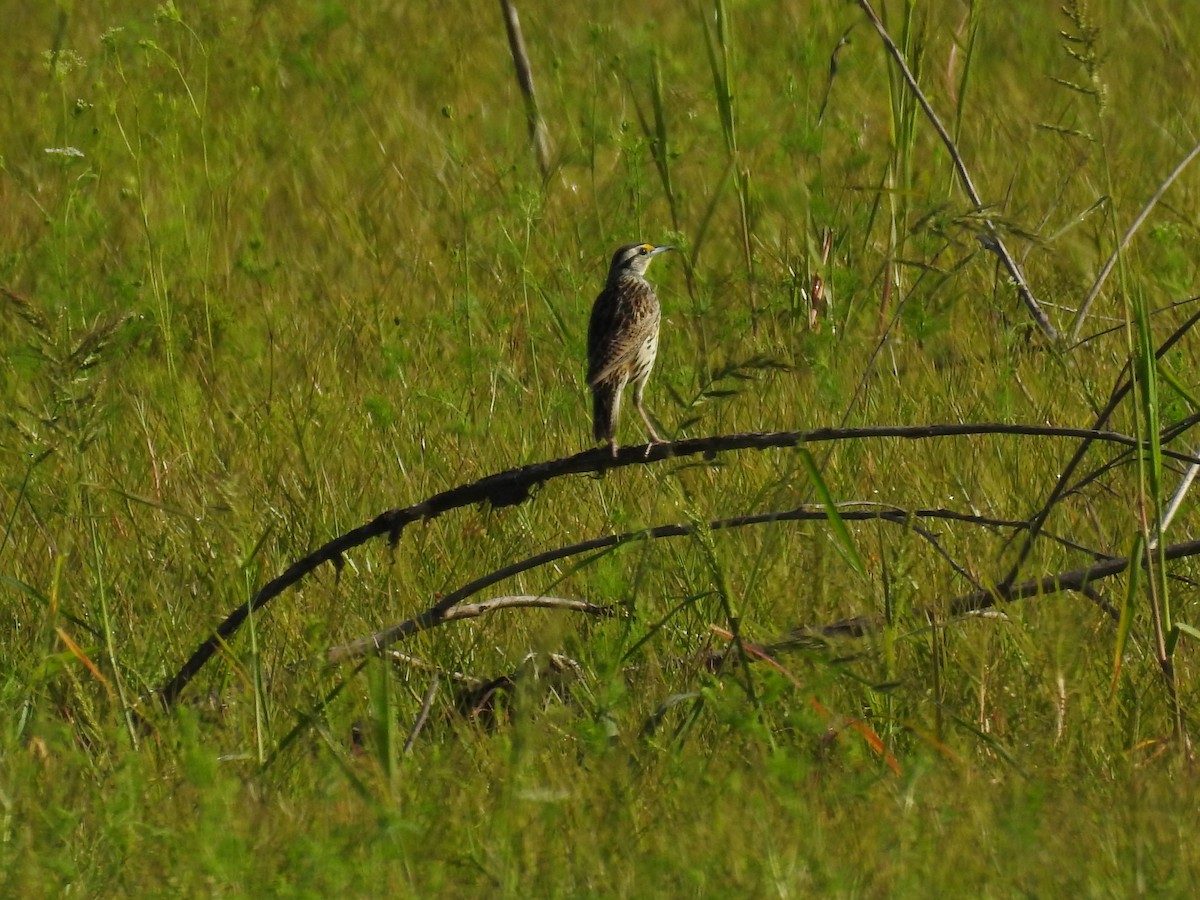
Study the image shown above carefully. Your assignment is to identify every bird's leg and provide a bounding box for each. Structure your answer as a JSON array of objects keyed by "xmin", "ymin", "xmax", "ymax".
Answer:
[
  {"xmin": 635, "ymin": 404, "xmax": 665, "ymax": 458},
  {"xmin": 609, "ymin": 438, "xmax": 619, "ymax": 458},
  {"xmin": 639, "ymin": 409, "xmax": 662, "ymax": 444},
  {"xmin": 633, "ymin": 380, "xmax": 664, "ymax": 450}
]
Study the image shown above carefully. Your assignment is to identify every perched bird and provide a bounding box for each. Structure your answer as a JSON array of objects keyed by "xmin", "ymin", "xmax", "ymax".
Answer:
[{"xmin": 586, "ymin": 242, "xmax": 675, "ymax": 456}]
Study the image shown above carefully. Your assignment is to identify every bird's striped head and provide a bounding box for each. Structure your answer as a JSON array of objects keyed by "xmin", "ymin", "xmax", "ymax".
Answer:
[{"xmin": 607, "ymin": 242, "xmax": 674, "ymax": 282}]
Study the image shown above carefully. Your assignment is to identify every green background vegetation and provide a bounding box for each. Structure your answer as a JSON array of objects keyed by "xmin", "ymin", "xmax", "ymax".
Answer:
[{"xmin": 4, "ymin": 0, "xmax": 1200, "ymax": 894}]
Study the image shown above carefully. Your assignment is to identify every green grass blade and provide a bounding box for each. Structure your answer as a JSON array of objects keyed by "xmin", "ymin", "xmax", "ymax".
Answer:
[
  {"xmin": 1110, "ymin": 533, "xmax": 1142, "ymax": 692},
  {"xmin": 798, "ymin": 448, "xmax": 865, "ymax": 577}
]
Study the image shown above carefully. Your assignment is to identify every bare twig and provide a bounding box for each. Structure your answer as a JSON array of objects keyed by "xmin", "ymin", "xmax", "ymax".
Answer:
[
  {"xmin": 402, "ymin": 674, "xmax": 439, "ymax": 755},
  {"xmin": 1055, "ymin": 408, "xmax": 1200, "ymax": 507},
  {"xmin": 331, "ymin": 595, "xmax": 618, "ymax": 665},
  {"xmin": 1068, "ymin": 139, "xmax": 1200, "ymax": 343},
  {"xmin": 386, "ymin": 650, "xmax": 483, "ymax": 685},
  {"xmin": 499, "ymin": 0, "xmax": 551, "ymax": 178},
  {"xmin": 856, "ymin": 0, "xmax": 1058, "ymax": 341},
  {"xmin": 952, "ymin": 538, "xmax": 1200, "ymax": 616},
  {"xmin": 1155, "ymin": 456, "xmax": 1200, "ymax": 550},
  {"xmin": 1072, "ymin": 294, "xmax": 1200, "ymax": 349},
  {"xmin": 429, "ymin": 594, "xmax": 616, "ymax": 623}
]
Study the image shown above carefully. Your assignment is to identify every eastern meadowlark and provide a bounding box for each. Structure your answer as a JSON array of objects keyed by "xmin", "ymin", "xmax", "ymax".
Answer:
[{"xmin": 586, "ymin": 242, "xmax": 675, "ymax": 456}]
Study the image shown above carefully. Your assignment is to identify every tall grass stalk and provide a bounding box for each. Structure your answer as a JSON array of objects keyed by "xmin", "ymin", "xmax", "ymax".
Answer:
[
  {"xmin": 1126, "ymin": 284, "xmax": 1181, "ymax": 740},
  {"xmin": 500, "ymin": 0, "xmax": 552, "ymax": 179},
  {"xmin": 1055, "ymin": 0, "xmax": 1188, "ymax": 745},
  {"xmin": 646, "ymin": 53, "xmax": 679, "ymax": 236},
  {"xmin": 700, "ymin": 0, "xmax": 757, "ymax": 331},
  {"xmin": 367, "ymin": 654, "xmax": 398, "ymax": 793},
  {"xmin": 947, "ymin": 0, "xmax": 981, "ymax": 195},
  {"xmin": 1069, "ymin": 140, "xmax": 1200, "ymax": 344},
  {"xmin": 88, "ymin": 502, "xmax": 138, "ymax": 749},
  {"xmin": 246, "ymin": 569, "xmax": 268, "ymax": 766},
  {"xmin": 687, "ymin": 511, "xmax": 763, "ymax": 716},
  {"xmin": 879, "ymin": 0, "xmax": 919, "ymax": 339}
]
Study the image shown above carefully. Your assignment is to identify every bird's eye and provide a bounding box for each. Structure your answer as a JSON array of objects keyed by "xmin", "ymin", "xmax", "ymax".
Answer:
[{"xmin": 639, "ymin": 247, "xmax": 648, "ymax": 255}]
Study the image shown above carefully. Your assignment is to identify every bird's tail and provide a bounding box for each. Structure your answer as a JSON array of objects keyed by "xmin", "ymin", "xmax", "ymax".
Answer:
[{"xmin": 592, "ymin": 381, "xmax": 621, "ymax": 443}]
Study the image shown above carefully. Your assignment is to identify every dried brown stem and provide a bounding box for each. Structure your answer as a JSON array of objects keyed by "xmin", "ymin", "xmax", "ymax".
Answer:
[
  {"xmin": 856, "ymin": 0, "xmax": 1058, "ymax": 341},
  {"xmin": 331, "ymin": 595, "xmax": 619, "ymax": 666},
  {"xmin": 402, "ymin": 674, "xmax": 439, "ymax": 755},
  {"xmin": 499, "ymin": 0, "xmax": 551, "ymax": 178}
]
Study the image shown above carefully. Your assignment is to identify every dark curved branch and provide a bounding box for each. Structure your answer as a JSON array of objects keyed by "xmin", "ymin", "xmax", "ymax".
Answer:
[
  {"xmin": 153, "ymin": 423, "xmax": 1188, "ymax": 707},
  {"xmin": 952, "ymin": 538, "xmax": 1200, "ymax": 615},
  {"xmin": 774, "ymin": 538, "xmax": 1200, "ymax": 646}
]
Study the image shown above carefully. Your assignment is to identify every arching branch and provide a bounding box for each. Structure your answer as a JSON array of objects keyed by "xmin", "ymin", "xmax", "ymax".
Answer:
[{"xmin": 152, "ymin": 423, "xmax": 1190, "ymax": 708}]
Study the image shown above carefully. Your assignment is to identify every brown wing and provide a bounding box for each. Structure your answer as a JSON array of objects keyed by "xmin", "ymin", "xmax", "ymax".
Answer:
[{"xmin": 587, "ymin": 280, "xmax": 659, "ymax": 386}]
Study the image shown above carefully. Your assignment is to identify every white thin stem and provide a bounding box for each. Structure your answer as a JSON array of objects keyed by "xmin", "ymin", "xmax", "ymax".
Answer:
[{"xmin": 1070, "ymin": 139, "xmax": 1200, "ymax": 344}]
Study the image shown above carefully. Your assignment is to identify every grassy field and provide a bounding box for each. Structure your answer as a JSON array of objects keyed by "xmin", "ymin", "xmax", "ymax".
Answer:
[{"xmin": 4, "ymin": 0, "xmax": 1200, "ymax": 894}]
